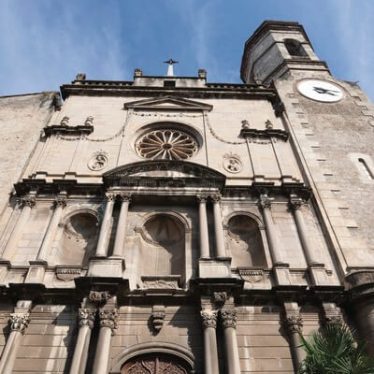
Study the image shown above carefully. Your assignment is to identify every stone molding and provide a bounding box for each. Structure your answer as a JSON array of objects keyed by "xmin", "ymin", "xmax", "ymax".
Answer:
[
  {"xmin": 201, "ymin": 311, "xmax": 218, "ymax": 329},
  {"xmin": 240, "ymin": 127, "xmax": 289, "ymax": 141},
  {"xmin": 221, "ymin": 309, "xmax": 237, "ymax": 329},
  {"xmin": 89, "ymin": 290, "xmax": 112, "ymax": 304},
  {"xmin": 9, "ymin": 313, "xmax": 30, "ymax": 333}
]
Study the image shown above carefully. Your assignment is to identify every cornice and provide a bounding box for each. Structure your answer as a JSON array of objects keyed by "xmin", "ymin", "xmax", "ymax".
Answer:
[{"xmin": 60, "ymin": 81, "xmax": 276, "ymax": 101}]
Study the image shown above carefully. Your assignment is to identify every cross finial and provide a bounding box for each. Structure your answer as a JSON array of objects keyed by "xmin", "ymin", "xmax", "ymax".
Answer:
[{"xmin": 163, "ymin": 58, "xmax": 178, "ymax": 77}]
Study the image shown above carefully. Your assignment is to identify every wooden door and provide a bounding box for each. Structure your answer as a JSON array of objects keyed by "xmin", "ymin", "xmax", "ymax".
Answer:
[{"xmin": 122, "ymin": 353, "xmax": 189, "ymax": 374}]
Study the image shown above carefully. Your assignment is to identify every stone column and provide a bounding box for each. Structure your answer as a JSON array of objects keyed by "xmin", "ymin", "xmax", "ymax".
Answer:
[
  {"xmin": 37, "ymin": 197, "xmax": 66, "ymax": 261},
  {"xmin": 112, "ymin": 194, "xmax": 131, "ymax": 257},
  {"xmin": 2, "ymin": 196, "xmax": 35, "ymax": 259},
  {"xmin": 212, "ymin": 195, "xmax": 226, "ymax": 258},
  {"xmin": 201, "ymin": 311, "xmax": 219, "ymax": 374},
  {"xmin": 290, "ymin": 198, "xmax": 319, "ymax": 266},
  {"xmin": 92, "ymin": 308, "xmax": 118, "ymax": 374},
  {"xmin": 70, "ymin": 308, "xmax": 96, "ymax": 374},
  {"xmin": 221, "ymin": 309, "xmax": 241, "ymax": 374},
  {"xmin": 285, "ymin": 314, "xmax": 304, "ymax": 370},
  {"xmin": 95, "ymin": 193, "xmax": 115, "ymax": 257},
  {"xmin": 259, "ymin": 194, "xmax": 283, "ymax": 265},
  {"xmin": 198, "ymin": 195, "xmax": 210, "ymax": 258},
  {"xmin": 0, "ymin": 313, "xmax": 30, "ymax": 374}
]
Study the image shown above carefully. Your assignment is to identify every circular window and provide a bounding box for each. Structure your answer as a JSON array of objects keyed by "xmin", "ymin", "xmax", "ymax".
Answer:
[{"xmin": 136, "ymin": 129, "xmax": 198, "ymax": 160}]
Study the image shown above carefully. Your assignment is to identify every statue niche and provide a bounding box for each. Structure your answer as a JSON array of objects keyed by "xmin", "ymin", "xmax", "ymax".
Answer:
[
  {"xmin": 140, "ymin": 214, "xmax": 185, "ymax": 280},
  {"xmin": 227, "ymin": 215, "xmax": 266, "ymax": 268},
  {"xmin": 58, "ymin": 213, "xmax": 99, "ymax": 266}
]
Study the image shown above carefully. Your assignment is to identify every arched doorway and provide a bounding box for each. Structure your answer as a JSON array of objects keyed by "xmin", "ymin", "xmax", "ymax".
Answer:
[{"xmin": 122, "ymin": 353, "xmax": 190, "ymax": 374}]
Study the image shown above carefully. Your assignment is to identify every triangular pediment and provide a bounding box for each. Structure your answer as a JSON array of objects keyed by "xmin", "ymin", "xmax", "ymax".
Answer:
[
  {"xmin": 103, "ymin": 160, "xmax": 225, "ymax": 189},
  {"xmin": 123, "ymin": 96, "xmax": 213, "ymax": 112}
]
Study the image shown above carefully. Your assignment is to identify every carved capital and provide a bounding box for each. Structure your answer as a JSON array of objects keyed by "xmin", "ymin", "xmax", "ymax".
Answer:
[
  {"xmin": 9, "ymin": 313, "xmax": 30, "ymax": 333},
  {"xmin": 105, "ymin": 193, "xmax": 116, "ymax": 202},
  {"xmin": 118, "ymin": 193, "xmax": 131, "ymax": 203},
  {"xmin": 201, "ymin": 311, "xmax": 218, "ymax": 329},
  {"xmin": 285, "ymin": 315, "xmax": 303, "ymax": 334},
  {"xmin": 289, "ymin": 197, "xmax": 304, "ymax": 211},
  {"xmin": 210, "ymin": 194, "xmax": 221, "ymax": 203},
  {"xmin": 259, "ymin": 194, "xmax": 272, "ymax": 209},
  {"xmin": 197, "ymin": 194, "xmax": 208, "ymax": 203},
  {"xmin": 99, "ymin": 309, "xmax": 118, "ymax": 331},
  {"xmin": 21, "ymin": 197, "xmax": 36, "ymax": 209},
  {"xmin": 54, "ymin": 197, "xmax": 66, "ymax": 209},
  {"xmin": 78, "ymin": 308, "xmax": 95, "ymax": 329},
  {"xmin": 221, "ymin": 309, "xmax": 237, "ymax": 329},
  {"xmin": 325, "ymin": 314, "xmax": 343, "ymax": 326}
]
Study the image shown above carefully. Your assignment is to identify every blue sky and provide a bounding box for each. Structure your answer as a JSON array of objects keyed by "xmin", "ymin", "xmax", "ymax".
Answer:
[{"xmin": 0, "ymin": 0, "xmax": 373, "ymax": 101}]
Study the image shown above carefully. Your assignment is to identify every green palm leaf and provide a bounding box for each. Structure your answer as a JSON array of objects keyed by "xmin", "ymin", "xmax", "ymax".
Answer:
[{"xmin": 298, "ymin": 323, "xmax": 374, "ymax": 374}]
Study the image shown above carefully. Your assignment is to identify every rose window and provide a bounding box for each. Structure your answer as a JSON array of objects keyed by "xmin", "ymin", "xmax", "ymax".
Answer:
[{"xmin": 136, "ymin": 129, "xmax": 198, "ymax": 160}]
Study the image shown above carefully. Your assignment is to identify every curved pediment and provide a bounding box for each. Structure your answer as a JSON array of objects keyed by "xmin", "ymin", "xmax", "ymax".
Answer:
[{"xmin": 103, "ymin": 160, "xmax": 225, "ymax": 189}]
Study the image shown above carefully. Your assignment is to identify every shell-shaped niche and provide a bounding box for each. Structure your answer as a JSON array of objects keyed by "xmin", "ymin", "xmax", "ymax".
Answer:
[
  {"xmin": 139, "ymin": 214, "xmax": 185, "ymax": 277},
  {"xmin": 227, "ymin": 215, "xmax": 266, "ymax": 268},
  {"xmin": 58, "ymin": 213, "xmax": 99, "ymax": 266}
]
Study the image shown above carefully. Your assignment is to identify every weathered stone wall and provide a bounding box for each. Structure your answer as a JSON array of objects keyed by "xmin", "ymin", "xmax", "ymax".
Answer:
[
  {"xmin": 0, "ymin": 93, "xmax": 56, "ymax": 217},
  {"xmin": 13, "ymin": 305, "xmax": 75, "ymax": 373},
  {"xmin": 110, "ymin": 305, "xmax": 203, "ymax": 372},
  {"xmin": 275, "ymin": 72, "xmax": 374, "ymax": 269}
]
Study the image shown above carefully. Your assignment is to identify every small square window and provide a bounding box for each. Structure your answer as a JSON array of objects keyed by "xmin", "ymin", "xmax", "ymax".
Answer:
[{"xmin": 164, "ymin": 80, "xmax": 176, "ymax": 87}]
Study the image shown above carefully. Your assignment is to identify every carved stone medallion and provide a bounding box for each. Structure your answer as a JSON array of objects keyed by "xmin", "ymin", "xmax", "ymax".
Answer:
[
  {"xmin": 88, "ymin": 150, "xmax": 109, "ymax": 171},
  {"xmin": 223, "ymin": 153, "xmax": 243, "ymax": 173}
]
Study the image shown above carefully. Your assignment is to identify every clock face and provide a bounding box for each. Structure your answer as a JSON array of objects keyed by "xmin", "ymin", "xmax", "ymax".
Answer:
[{"xmin": 297, "ymin": 79, "xmax": 344, "ymax": 102}]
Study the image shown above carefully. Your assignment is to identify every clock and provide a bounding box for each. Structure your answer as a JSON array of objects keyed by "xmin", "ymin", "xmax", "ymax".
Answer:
[{"xmin": 297, "ymin": 79, "xmax": 344, "ymax": 102}]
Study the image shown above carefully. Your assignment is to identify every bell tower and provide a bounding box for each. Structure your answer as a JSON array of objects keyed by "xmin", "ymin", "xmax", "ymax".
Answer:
[{"xmin": 240, "ymin": 20, "xmax": 329, "ymax": 84}]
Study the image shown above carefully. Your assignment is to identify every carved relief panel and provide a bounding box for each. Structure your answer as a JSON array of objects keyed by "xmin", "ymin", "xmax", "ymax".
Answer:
[{"xmin": 122, "ymin": 354, "xmax": 189, "ymax": 374}]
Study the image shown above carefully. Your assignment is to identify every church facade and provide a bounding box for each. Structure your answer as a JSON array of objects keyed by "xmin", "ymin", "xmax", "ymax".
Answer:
[{"xmin": 0, "ymin": 20, "xmax": 373, "ymax": 373}]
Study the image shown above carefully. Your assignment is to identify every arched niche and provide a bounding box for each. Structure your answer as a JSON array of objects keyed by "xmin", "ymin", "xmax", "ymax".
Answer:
[
  {"xmin": 57, "ymin": 211, "xmax": 99, "ymax": 266},
  {"xmin": 227, "ymin": 214, "xmax": 267, "ymax": 268},
  {"xmin": 110, "ymin": 342, "xmax": 195, "ymax": 374},
  {"xmin": 139, "ymin": 214, "xmax": 185, "ymax": 280},
  {"xmin": 284, "ymin": 38, "xmax": 308, "ymax": 58}
]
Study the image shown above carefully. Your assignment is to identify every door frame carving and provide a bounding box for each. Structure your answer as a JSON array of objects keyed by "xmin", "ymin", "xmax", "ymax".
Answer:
[{"xmin": 110, "ymin": 342, "xmax": 195, "ymax": 373}]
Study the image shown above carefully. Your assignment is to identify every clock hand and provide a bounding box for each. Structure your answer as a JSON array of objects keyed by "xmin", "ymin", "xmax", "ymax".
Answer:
[{"xmin": 313, "ymin": 86, "xmax": 339, "ymax": 96}]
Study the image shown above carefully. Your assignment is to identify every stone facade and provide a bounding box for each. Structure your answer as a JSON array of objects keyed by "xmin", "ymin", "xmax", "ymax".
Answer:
[{"xmin": 0, "ymin": 20, "xmax": 372, "ymax": 373}]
